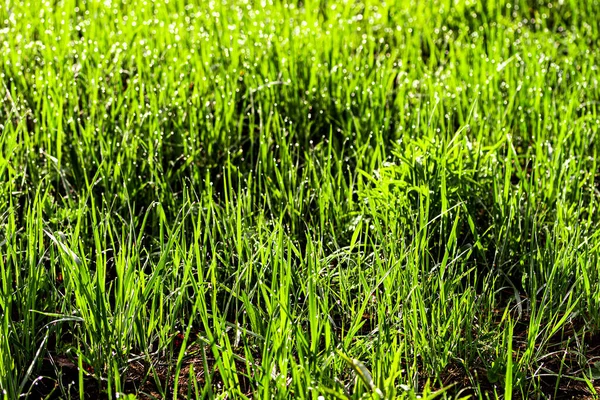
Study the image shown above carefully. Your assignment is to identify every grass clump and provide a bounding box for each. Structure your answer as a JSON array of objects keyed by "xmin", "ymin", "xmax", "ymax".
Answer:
[{"xmin": 1, "ymin": 0, "xmax": 600, "ymax": 398}]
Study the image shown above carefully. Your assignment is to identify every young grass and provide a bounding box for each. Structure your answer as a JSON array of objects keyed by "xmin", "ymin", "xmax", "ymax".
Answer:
[{"xmin": 1, "ymin": 0, "xmax": 600, "ymax": 398}]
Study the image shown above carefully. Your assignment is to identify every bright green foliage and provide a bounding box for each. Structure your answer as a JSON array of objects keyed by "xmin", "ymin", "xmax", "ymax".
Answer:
[{"xmin": 1, "ymin": 0, "xmax": 599, "ymax": 398}]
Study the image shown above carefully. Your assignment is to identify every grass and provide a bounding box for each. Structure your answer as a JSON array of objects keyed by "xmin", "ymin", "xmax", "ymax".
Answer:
[{"xmin": 1, "ymin": 0, "xmax": 600, "ymax": 398}]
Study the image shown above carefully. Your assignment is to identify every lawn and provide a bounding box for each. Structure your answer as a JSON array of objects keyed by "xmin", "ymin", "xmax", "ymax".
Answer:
[{"xmin": 1, "ymin": 0, "xmax": 600, "ymax": 398}]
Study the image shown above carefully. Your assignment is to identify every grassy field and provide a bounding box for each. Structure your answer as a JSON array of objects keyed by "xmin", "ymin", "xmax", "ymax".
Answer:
[{"xmin": 1, "ymin": 0, "xmax": 600, "ymax": 398}]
